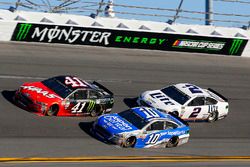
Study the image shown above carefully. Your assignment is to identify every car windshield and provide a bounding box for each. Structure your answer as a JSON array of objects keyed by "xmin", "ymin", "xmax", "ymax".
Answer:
[
  {"xmin": 161, "ymin": 86, "xmax": 190, "ymax": 105},
  {"xmin": 42, "ymin": 78, "xmax": 73, "ymax": 98},
  {"xmin": 118, "ymin": 109, "xmax": 148, "ymax": 129}
]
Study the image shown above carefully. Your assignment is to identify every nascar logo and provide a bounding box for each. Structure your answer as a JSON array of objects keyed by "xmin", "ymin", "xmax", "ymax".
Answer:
[{"xmin": 173, "ymin": 40, "xmax": 225, "ymax": 50}]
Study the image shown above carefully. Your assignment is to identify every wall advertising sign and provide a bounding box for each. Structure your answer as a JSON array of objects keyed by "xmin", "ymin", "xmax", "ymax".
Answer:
[{"xmin": 11, "ymin": 23, "xmax": 248, "ymax": 56}]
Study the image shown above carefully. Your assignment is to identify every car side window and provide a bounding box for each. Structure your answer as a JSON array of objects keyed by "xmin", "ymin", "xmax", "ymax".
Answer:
[
  {"xmin": 69, "ymin": 90, "xmax": 87, "ymax": 100},
  {"xmin": 146, "ymin": 121, "xmax": 164, "ymax": 131},
  {"xmin": 205, "ymin": 97, "xmax": 218, "ymax": 105},
  {"xmin": 88, "ymin": 90, "xmax": 101, "ymax": 99},
  {"xmin": 165, "ymin": 121, "xmax": 178, "ymax": 129},
  {"xmin": 188, "ymin": 97, "xmax": 205, "ymax": 106}
]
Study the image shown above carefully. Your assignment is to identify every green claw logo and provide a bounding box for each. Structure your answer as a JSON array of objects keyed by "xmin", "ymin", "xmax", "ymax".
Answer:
[
  {"xmin": 16, "ymin": 23, "xmax": 32, "ymax": 40},
  {"xmin": 229, "ymin": 39, "xmax": 243, "ymax": 55},
  {"xmin": 87, "ymin": 100, "xmax": 96, "ymax": 112}
]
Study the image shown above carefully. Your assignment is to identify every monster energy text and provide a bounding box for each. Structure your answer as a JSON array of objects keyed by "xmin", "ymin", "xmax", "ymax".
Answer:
[
  {"xmin": 16, "ymin": 23, "xmax": 32, "ymax": 40},
  {"xmin": 115, "ymin": 36, "xmax": 167, "ymax": 45},
  {"xmin": 31, "ymin": 25, "xmax": 111, "ymax": 45},
  {"xmin": 229, "ymin": 39, "xmax": 243, "ymax": 55}
]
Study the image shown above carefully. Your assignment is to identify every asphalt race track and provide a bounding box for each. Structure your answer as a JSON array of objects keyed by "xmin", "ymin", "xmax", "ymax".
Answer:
[{"xmin": 0, "ymin": 42, "xmax": 250, "ymax": 166}]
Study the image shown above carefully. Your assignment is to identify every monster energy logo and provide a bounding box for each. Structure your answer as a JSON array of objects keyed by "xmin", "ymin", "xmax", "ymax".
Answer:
[
  {"xmin": 87, "ymin": 100, "xmax": 95, "ymax": 112},
  {"xmin": 16, "ymin": 23, "xmax": 32, "ymax": 41},
  {"xmin": 229, "ymin": 39, "xmax": 243, "ymax": 55}
]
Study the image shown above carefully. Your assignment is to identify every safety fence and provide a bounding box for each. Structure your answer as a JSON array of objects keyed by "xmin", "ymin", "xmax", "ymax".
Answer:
[{"xmin": 0, "ymin": 0, "xmax": 249, "ymax": 28}]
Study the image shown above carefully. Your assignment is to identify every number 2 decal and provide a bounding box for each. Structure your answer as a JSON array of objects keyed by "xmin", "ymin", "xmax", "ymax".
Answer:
[
  {"xmin": 146, "ymin": 134, "xmax": 161, "ymax": 144},
  {"xmin": 189, "ymin": 107, "xmax": 201, "ymax": 118},
  {"xmin": 65, "ymin": 77, "xmax": 88, "ymax": 88},
  {"xmin": 185, "ymin": 84, "xmax": 203, "ymax": 94}
]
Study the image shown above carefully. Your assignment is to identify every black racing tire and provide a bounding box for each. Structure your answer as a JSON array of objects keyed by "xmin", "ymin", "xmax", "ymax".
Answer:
[
  {"xmin": 46, "ymin": 104, "xmax": 59, "ymax": 116},
  {"xmin": 207, "ymin": 110, "xmax": 218, "ymax": 123},
  {"xmin": 122, "ymin": 136, "xmax": 136, "ymax": 148},
  {"xmin": 165, "ymin": 136, "xmax": 179, "ymax": 148},
  {"xmin": 171, "ymin": 111, "xmax": 179, "ymax": 117},
  {"xmin": 90, "ymin": 110, "xmax": 98, "ymax": 117}
]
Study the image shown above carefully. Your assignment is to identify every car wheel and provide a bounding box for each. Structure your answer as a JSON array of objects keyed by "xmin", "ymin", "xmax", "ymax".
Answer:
[
  {"xmin": 123, "ymin": 136, "xmax": 136, "ymax": 148},
  {"xmin": 171, "ymin": 111, "xmax": 179, "ymax": 117},
  {"xmin": 90, "ymin": 110, "xmax": 98, "ymax": 117},
  {"xmin": 46, "ymin": 104, "xmax": 59, "ymax": 116},
  {"xmin": 166, "ymin": 136, "xmax": 179, "ymax": 148},
  {"xmin": 207, "ymin": 111, "xmax": 218, "ymax": 122}
]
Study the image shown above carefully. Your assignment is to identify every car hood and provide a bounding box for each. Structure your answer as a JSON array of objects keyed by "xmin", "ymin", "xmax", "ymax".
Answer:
[
  {"xmin": 142, "ymin": 90, "xmax": 180, "ymax": 108},
  {"xmin": 97, "ymin": 113, "xmax": 138, "ymax": 134},
  {"xmin": 20, "ymin": 82, "xmax": 63, "ymax": 103}
]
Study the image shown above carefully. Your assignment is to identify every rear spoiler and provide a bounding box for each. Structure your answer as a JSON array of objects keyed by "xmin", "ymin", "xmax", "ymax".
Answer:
[
  {"xmin": 169, "ymin": 113, "xmax": 189, "ymax": 126},
  {"xmin": 93, "ymin": 81, "xmax": 113, "ymax": 96},
  {"xmin": 207, "ymin": 88, "xmax": 228, "ymax": 102}
]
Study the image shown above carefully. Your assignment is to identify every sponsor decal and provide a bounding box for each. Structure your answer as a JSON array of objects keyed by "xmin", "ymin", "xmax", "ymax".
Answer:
[
  {"xmin": 21, "ymin": 85, "xmax": 62, "ymax": 99},
  {"xmin": 229, "ymin": 39, "xmax": 243, "ymax": 55},
  {"xmin": 11, "ymin": 23, "xmax": 248, "ymax": 56},
  {"xmin": 115, "ymin": 36, "xmax": 167, "ymax": 45},
  {"xmin": 150, "ymin": 92, "xmax": 174, "ymax": 105},
  {"xmin": 87, "ymin": 100, "xmax": 96, "ymax": 112},
  {"xmin": 173, "ymin": 39, "xmax": 225, "ymax": 50},
  {"xmin": 104, "ymin": 115, "xmax": 133, "ymax": 131},
  {"xmin": 160, "ymin": 130, "xmax": 185, "ymax": 136},
  {"xmin": 16, "ymin": 23, "xmax": 32, "ymax": 41}
]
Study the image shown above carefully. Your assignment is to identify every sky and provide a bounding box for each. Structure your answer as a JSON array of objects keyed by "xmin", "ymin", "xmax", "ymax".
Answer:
[{"xmin": 0, "ymin": 0, "xmax": 250, "ymax": 28}]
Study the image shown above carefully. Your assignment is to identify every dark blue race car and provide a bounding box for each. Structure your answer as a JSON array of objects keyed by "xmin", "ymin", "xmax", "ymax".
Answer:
[{"xmin": 92, "ymin": 107, "xmax": 190, "ymax": 148}]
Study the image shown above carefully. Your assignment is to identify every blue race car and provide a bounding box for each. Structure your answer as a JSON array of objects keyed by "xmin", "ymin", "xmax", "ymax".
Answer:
[{"xmin": 92, "ymin": 107, "xmax": 190, "ymax": 148}]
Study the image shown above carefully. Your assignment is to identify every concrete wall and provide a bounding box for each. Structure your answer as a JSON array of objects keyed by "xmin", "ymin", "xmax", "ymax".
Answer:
[{"xmin": 0, "ymin": 9, "xmax": 249, "ymax": 57}]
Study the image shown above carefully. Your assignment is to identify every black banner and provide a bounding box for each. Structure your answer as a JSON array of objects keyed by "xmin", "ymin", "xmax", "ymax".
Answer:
[{"xmin": 11, "ymin": 23, "xmax": 248, "ymax": 56}]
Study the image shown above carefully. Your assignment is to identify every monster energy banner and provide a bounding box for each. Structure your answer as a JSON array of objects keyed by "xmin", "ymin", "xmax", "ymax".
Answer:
[{"xmin": 11, "ymin": 23, "xmax": 248, "ymax": 56}]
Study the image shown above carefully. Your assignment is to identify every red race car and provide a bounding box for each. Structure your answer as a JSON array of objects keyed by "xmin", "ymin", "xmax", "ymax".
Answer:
[{"xmin": 14, "ymin": 75, "xmax": 114, "ymax": 116}]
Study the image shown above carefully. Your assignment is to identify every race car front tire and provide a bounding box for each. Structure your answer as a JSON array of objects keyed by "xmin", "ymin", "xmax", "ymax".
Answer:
[
  {"xmin": 122, "ymin": 136, "xmax": 136, "ymax": 148},
  {"xmin": 46, "ymin": 104, "xmax": 59, "ymax": 116}
]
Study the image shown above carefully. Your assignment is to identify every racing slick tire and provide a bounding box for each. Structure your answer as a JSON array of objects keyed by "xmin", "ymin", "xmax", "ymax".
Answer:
[
  {"xmin": 122, "ymin": 136, "xmax": 136, "ymax": 148},
  {"xmin": 46, "ymin": 104, "xmax": 59, "ymax": 116},
  {"xmin": 90, "ymin": 110, "xmax": 98, "ymax": 117},
  {"xmin": 165, "ymin": 136, "xmax": 179, "ymax": 148},
  {"xmin": 171, "ymin": 111, "xmax": 179, "ymax": 117},
  {"xmin": 207, "ymin": 110, "xmax": 218, "ymax": 123}
]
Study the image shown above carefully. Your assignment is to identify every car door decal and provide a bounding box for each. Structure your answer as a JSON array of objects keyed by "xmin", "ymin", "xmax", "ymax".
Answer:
[
  {"xmin": 189, "ymin": 107, "xmax": 201, "ymax": 118},
  {"xmin": 145, "ymin": 134, "xmax": 161, "ymax": 144}
]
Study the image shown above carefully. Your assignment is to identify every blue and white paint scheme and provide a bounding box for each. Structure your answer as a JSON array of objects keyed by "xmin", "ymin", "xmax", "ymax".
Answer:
[
  {"xmin": 137, "ymin": 83, "xmax": 229, "ymax": 122},
  {"xmin": 92, "ymin": 107, "xmax": 190, "ymax": 148}
]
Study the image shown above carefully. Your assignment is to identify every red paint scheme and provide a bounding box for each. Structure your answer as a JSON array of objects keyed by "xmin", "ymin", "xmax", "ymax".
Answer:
[{"xmin": 15, "ymin": 81, "xmax": 76, "ymax": 116}]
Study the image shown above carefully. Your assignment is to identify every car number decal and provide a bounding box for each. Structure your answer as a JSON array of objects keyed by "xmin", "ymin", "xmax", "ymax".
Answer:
[
  {"xmin": 184, "ymin": 84, "xmax": 203, "ymax": 94},
  {"xmin": 65, "ymin": 76, "xmax": 89, "ymax": 88},
  {"xmin": 139, "ymin": 108, "xmax": 160, "ymax": 119},
  {"xmin": 146, "ymin": 134, "xmax": 161, "ymax": 144},
  {"xmin": 71, "ymin": 102, "xmax": 87, "ymax": 113},
  {"xmin": 189, "ymin": 107, "xmax": 201, "ymax": 118}
]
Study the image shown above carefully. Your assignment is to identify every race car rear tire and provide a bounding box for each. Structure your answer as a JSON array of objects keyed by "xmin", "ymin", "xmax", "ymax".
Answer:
[
  {"xmin": 166, "ymin": 136, "xmax": 179, "ymax": 148},
  {"xmin": 123, "ymin": 136, "xmax": 136, "ymax": 148},
  {"xmin": 46, "ymin": 104, "xmax": 59, "ymax": 116},
  {"xmin": 207, "ymin": 111, "xmax": 218, "ymax": 123}
]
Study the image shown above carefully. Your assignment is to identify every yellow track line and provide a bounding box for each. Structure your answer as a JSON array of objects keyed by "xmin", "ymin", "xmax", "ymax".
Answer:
[{"xmin": 1, "ymin": 156, "xmax": 250, "ymax": 163}]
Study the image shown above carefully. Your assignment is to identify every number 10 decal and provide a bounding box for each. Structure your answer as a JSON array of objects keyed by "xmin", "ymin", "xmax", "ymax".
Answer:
[
  {"xmin": 189, "ymin": 107, "xmax": 201, "ymax": 118},
  {"xmin": 146, "ymin": 134, "xmax": 161, "ymax": 144}
]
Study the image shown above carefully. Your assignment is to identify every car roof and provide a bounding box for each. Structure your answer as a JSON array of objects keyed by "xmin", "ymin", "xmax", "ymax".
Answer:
[
  {"xmin": 131, "ymin": 107, "xmax": 179, "ymax": 123},
  {"xmin": 174, "ymin": 83, "xmax": 210, "ymax": 98},
  {"xmin": 53, "ymin": 75, "xmax": 93, "ymax": 90}
]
